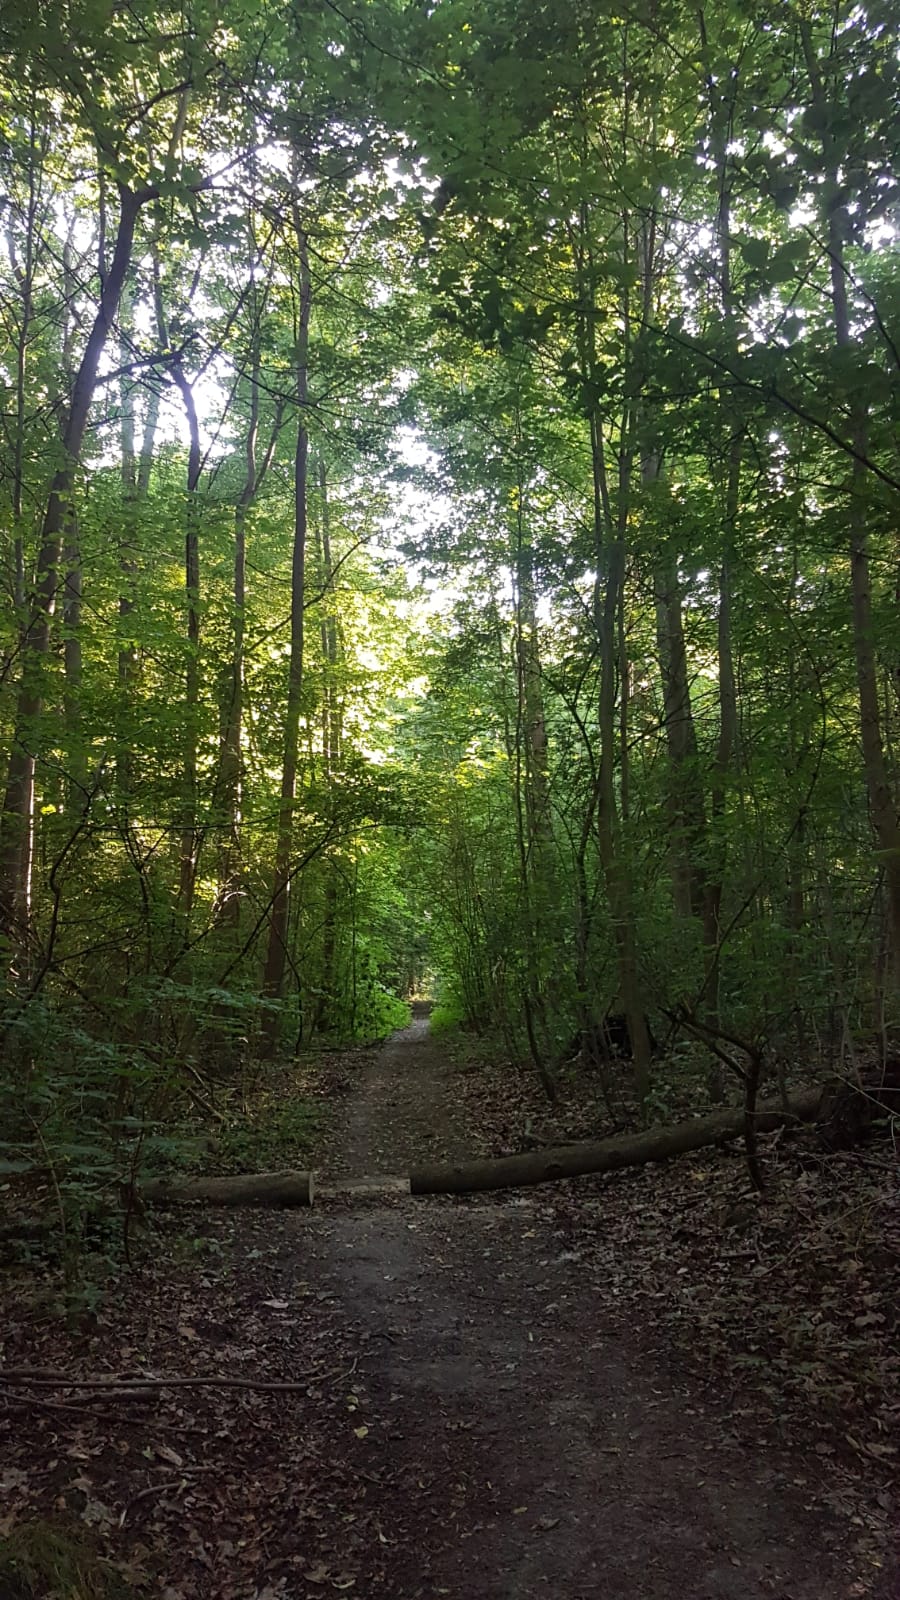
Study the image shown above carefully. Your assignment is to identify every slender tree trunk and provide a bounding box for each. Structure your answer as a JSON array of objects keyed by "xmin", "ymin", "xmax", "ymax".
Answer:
[
  {"xmin": 217, "ymin": 310, "xmax": 281, "ymax": 921},
  {"xmin": 845, "ymin": 418, "xmax": 900, "ymax": 983},
  {"xmin": 0, "ymin": 184, "xmax": 142, "ymax": 946},
  {"xmin": 786, "ymin": 523, "xmax": 808, "ymax": 1054},
  {"xmin": 7, "ymin": 105, "xmax": 42, "ymax": 619},
  {"xmin": 580, "ymin": 193, "xmax": 652, "ymax": 1107},
  {"xmin": 799, "ymin": 18, "xmax": 900, "ymax": 988},
  {"xmin": 510, "ymin": 444, "xmax": 557, "ymax": 1092},
  {"xmin": 595, "ymin": 502, "xmax": 652, "ymax": 1107},
  {"xmin": 218, "ymin": 377, "xmax": 257, "ymax": 923},
  {"xmin": 0, "ymin": 116, "xmax": 40, "ymax": 928},
  {"xmin": 649, "ymin": 456, "xmax": 706, "ymax": 922},
  {"xmin": 171, "ymin": 365, "xmax": 202, "ymax": 922},
  {"xmin": 589, "ymin": 406, "xmax": 652, "ymax": 1106},
  {"xmin": 261, "ymin": 216, "xmax": 311, "ymax": 1053},
  {"xmin": 318, "ymin": 456, "xmax": 342, "ymax": 773},
  {"xmin": 568, "ymin": 163, "xmax": 653, "ymax": 1105},
  {"xmin": 701, "ymin": 438, "xmax": 740, "ymax": 999},
  {"xmin": 116, "ymin": 275, "xmax": 152, "ymax": 802},
  {"xmin": 61, "ymin": 510, "xmax": 83, "ymax": 792},
  {"xmin": 696, "ymin": 49, "xmax": 741, "ymax": 1071},
  {"xmin": 314, "ymin": 457, "xmax": 341, "ymax": 1034},
  {"xmin": 60, "ymin": 220, "xmax": 86, "ymax": 802}
]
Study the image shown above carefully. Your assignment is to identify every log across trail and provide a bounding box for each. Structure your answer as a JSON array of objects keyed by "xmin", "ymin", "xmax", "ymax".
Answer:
[
  {"xmin": 140, "ymin": 1088, "xmax": 822, "ymax": 1208},
  {"xmin": 408, "ymin": 1089, "xmax": 822, "ymax": 1195},
  {"xmin": 141, "ymin": 1170, "xmax": 315, "ymax": 1207}
]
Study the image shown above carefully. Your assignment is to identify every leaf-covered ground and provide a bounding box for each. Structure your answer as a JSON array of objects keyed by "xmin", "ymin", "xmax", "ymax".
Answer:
[{"xmin": 1, "ymin": 1020, "xmax": 897, "ymax": 1598}]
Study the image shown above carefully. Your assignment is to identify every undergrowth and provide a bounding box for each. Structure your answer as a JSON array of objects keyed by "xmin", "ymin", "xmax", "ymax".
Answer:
[
  {"xmin": 428, "ymin": 999, "xmax": 467, "ymax": 1036},
  {"xmin": 197, "ymin": 1094, "xmax": 322, "ymax": 1175},
  {"xmin": 0, "ymin": 1520, "xmax": 135, "ymax": 1600},
  {"xmin": 0, "ymin": 982, "xmax": 330, "ymax": 1310}
]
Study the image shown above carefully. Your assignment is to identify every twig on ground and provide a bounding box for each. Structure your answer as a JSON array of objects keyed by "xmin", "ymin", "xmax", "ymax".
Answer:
[
  {"xmin": 118, "ymin": 1466, "xmax": 212, "ymax": 1527},
  {"xmin": 0, "ymin": 1365, "xmax": 342, "ymax": 1394}
]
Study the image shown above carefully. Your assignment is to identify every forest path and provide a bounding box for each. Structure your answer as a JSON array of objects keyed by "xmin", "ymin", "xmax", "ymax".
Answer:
[
  {"xmin": 289, "ymin": 1016, "xmax": 857, "ymax": 1600},
  {"xmin": 319, "ymin": 1007, "xmax": 469, "ymax": 1179}
]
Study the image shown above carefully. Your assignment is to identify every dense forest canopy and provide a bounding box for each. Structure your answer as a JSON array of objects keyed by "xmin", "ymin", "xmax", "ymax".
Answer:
[{"xmin": 0, "ymin": 0, "xmax": 898, "ymax": 1174}]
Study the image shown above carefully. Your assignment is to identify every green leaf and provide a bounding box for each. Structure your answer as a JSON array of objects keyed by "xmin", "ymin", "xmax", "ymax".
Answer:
[{"xmin": 740, "ymin": 237, "xmax": 770, "ymax": 269}]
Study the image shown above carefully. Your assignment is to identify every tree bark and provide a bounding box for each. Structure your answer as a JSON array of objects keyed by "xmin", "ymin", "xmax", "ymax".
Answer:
[
  {"xmin": 142, "ymin": 1170, "xmax": 314, "ymax": 1207},
  {"xmin": 171, "ymin": 363, "xmax": 202, "ymax": 922},
  {"xmin": 217, "ymin": 258, "xmax": 282, "ymax": 921},
  {"xmin": 116, "ymin": 270, "xmax": 159, "ymax": 802},
  {"xmin": 650, "ymin": 460, "xmax": 705, "ymax": 922},
  {"xmin": 312, "ymin": 456, "xmax": 341, "ymax": 1034},
  {"xmin": 702, "ymin": 130, "xmax": 740, "ymax": 1044},
  {"xmin": 217, "ymin": 398, "xmax": 256, "ymax": 924},
  {"xmin": 510, "ymin": 419, "xmax": 557, "ymax": 1097},
  {"xmin": 7, "ymin": 100, "xmax": 43, "ymax": 618},
  {"xmin": 62, "ymin": 512, "xmax": 84, "ymax": 794},
  {"xmin": 260, "ymin": 207, "xmax": 311, "ymax": 1052}
]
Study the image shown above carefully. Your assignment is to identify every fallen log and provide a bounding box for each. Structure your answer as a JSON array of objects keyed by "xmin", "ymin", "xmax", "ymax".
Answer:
[
  {"xmin": 408, "ymin": 1089, "xmax": 824, "ymax": 1196},
  {"xmin": 141, "ymin": 1170, "xmax": 314, "ymax": 1207},
  {"xmin": 137, "ymin": 1091, "xmax": 827, "ymax": 1208}
]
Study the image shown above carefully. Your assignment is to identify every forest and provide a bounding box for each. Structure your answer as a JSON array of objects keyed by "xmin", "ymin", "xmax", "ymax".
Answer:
[{"xmin": 0, "ymin": 0, "xmax": 898, "ymax": 1595}]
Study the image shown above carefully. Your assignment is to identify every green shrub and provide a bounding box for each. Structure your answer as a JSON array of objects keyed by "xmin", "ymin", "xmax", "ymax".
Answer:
[
  {"xmin": 344, "ymin": 984, "xmax": 410, "ymax": 1041},
  {"xmin": 0, "ymin": 1520, "xmax": 136, "ymax": 1599},
  {"xmin": 429, "ymin": 998, "xmax": 467, "ymax": 1036}
]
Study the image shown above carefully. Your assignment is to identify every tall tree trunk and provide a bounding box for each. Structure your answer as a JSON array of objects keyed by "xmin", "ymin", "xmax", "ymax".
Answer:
[
  {"xmin": 696, "ymin": 36, "xmax": 742, "ymax": 1066},
  {"xmin": 785, "ymin": 521, "xmax": 808, "ymax": 1055},
  {"xmin": 594, "ymin": 481, "xmax": 652, "ymax": 1107},
  {"xmin": 7, "ymin": 103, "xmax": 43, "ymax": 620},
  {"xmin": 217, "ymin": 304, "xmax": 281, "ymax": 921},
  {"xmin": 218, "ymin": 369, "xmax": 257, "ymax": 923},
  {"xmin": 61, "ymin": 220, "xmax": 86, "ymax": 802},
  {"xmin": 314, "ymin": 456, "xmax": 341, "ymax": 1034},
  {"xmin": 61, "ymin": 510, "xmax": 84, "ymax": 794},
  {"xmin": 649, "ymin": 456, "xmax": 705, "ymax": 922},
  {"xmin": 318, "ymin": 457, "xmax": 342, "ymax": 773},
  {"xmin": 701, "ymin": 438, "xmax": 740, "ymax": 1023},
  {"xmin": 116, "ymin": 274, "xmax": 151, "ymax": 803},
  {"xmin": 510, "ymin": 433, "xmax": 557, "ymax": 1093},
  {"xmin": 0, "ymin": 184, "xmax": 142, "ymax": 947},
  {"xmin": 261, "ymin": 215, "xmax": 311, "ymax": 1053},
  {"xmin": 1, "ymin": 108, "xmax": 40, "ymax": 899},
  {"xmin": 578, "ymin": 179, "xmax": 653, "ymax": 1108},
  {"xmin": 171, "ymin": 364, "xmax": 202, "ymax": 922},
  {"xmin": 799, "ymin": 18, "xmax": 900, "ymax": 988}
]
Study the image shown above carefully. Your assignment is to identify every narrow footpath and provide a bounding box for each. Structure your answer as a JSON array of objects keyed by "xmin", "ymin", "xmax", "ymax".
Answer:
[{"xmin": 283, "ymin": 1017, "xmax": 869, "ymax": 1599}]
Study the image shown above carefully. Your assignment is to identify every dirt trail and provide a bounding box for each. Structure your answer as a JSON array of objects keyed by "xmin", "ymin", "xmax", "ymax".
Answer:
[
  {"xmin": 296, "ymin": 1017, "xmax": 861, "ymax": 1599},
  {"xmin": 322, "ymin": 1010, "xmax": 469, "ymax": 1178}
]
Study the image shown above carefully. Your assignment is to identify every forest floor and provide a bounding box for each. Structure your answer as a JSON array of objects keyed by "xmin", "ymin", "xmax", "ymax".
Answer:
[{"xmin": 1, "ymin": 1015, "xmax": 898, "ymax": 1599}]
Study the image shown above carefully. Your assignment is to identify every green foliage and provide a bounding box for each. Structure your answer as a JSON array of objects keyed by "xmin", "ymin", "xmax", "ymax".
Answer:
[
  {"xmin": 345, "ymin": 983, "xmax": 411, "ymax": 1044},
  {"xmin": 0, "ymin": 1521, "xmax": 133, "ymax": 1600},
  {"xmin": 0, "ymin": 0, "xmax": 897, "ymax": 1243},
  {"xmin": 429, "ymin": 999, "xmax": 467, "ymax": 1037}
]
